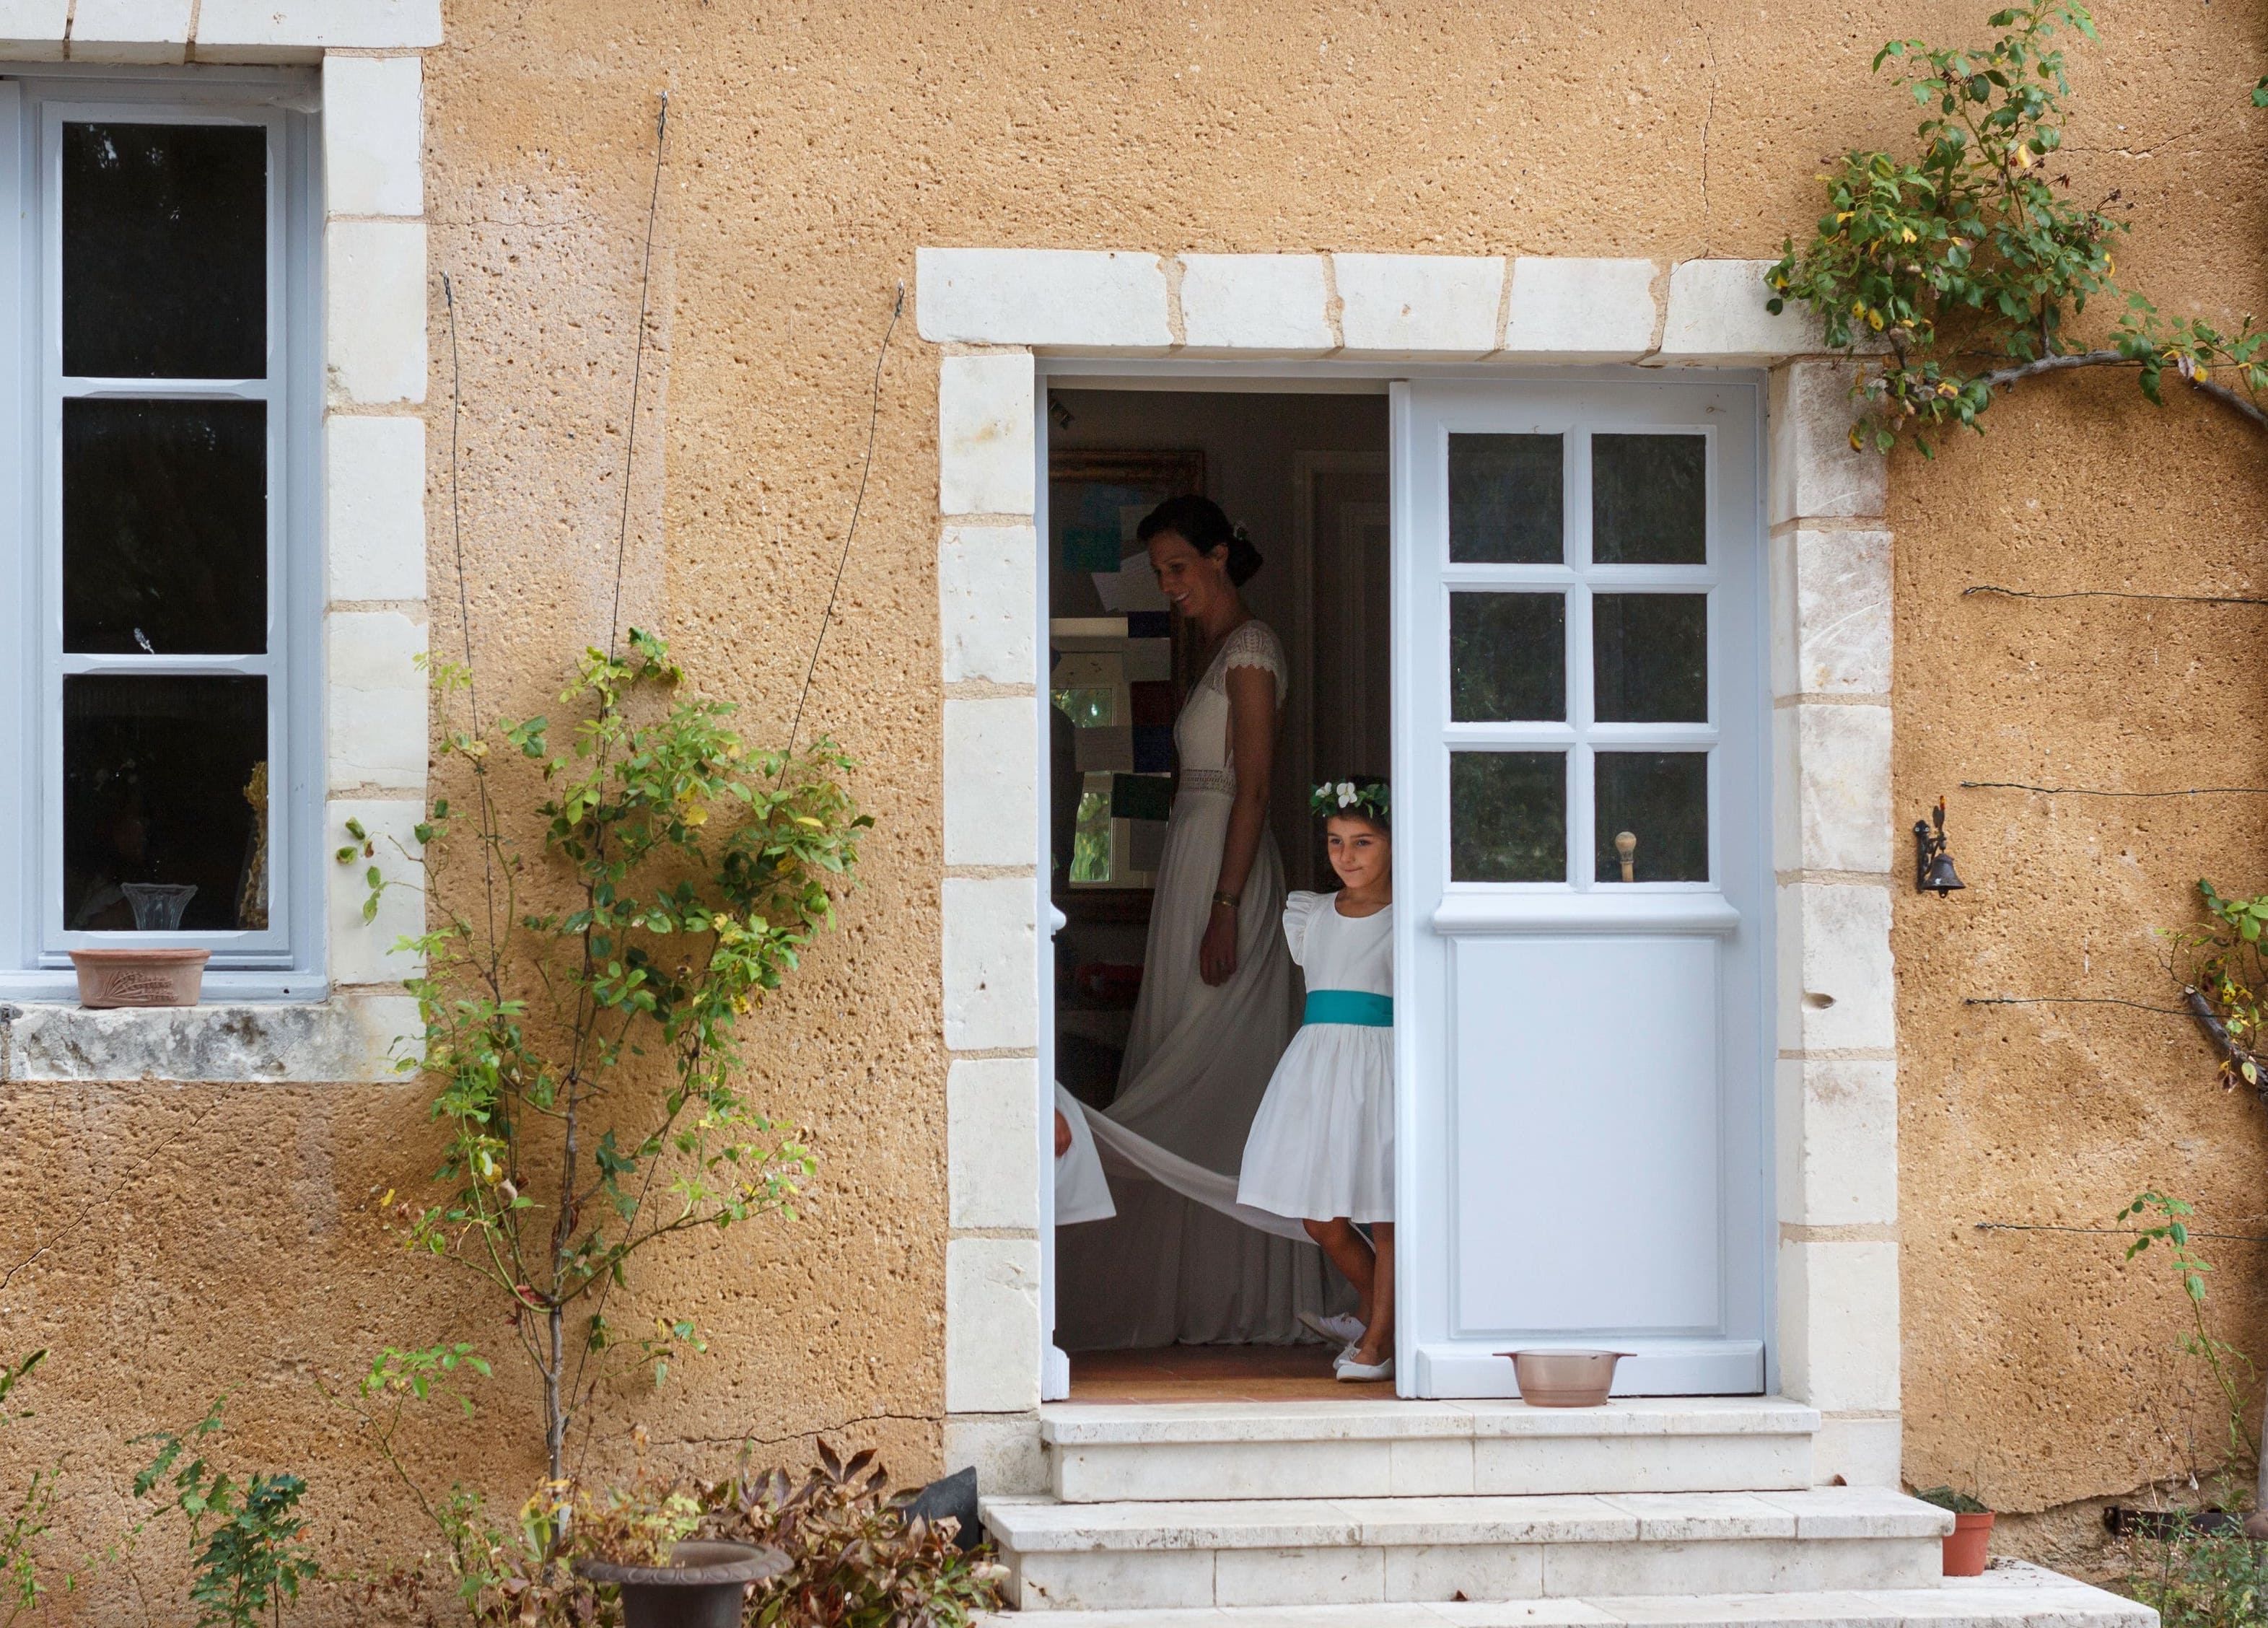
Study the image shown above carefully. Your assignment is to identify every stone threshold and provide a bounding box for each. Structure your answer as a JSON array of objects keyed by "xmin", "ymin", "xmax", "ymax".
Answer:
[
  {"xmin": 974, "ymin": 1557, "xmax": 2150, "ymax": 1626},
  {"xmin": 1041, "ymin": 1399, "xmax": 1823, "ymax": 1443}
]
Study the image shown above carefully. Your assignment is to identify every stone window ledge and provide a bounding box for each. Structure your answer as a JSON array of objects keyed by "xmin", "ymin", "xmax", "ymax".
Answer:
[{"xmin": 1, "ymin": 992, "xmax": 418, "ymax": 1084}]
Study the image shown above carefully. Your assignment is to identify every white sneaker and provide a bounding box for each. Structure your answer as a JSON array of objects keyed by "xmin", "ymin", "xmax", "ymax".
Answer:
[
  {"xmin": 1300, "ymin": 1311, "xmax": 1365, "ymax": 1347},
  {"xmin": 1337, "ymin": 1355, "xmax": 1394, "ymax": 1383}
]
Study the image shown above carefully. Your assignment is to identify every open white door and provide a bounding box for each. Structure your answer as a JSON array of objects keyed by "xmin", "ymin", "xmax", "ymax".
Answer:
[{"xmin": 1392, "ymin": 377, "xmax": 1770, "ymax": 1397}]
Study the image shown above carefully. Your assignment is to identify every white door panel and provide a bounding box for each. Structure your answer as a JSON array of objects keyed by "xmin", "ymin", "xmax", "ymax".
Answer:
[
  {"xmin": 1450, "ymin": 935, "xmax": 1720, "ymax": 1334},
  {"xmin": 1393, "ymin": 377, "xmax": 1769, "ymax": 1399}
]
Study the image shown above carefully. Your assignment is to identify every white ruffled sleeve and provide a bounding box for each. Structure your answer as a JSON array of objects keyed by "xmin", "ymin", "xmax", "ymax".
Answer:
[{"xmin": 1282, "ymin": 890, "xmax": 1323, "ymax": 967}]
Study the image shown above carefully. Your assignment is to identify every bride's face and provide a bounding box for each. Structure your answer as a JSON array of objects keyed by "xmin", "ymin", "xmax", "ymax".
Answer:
[
  {"xmin": 1326, "ymin": 816, "xmax": 1391, "ymax": 891},
  {"xmin": 1147, "ymin": 530, "xmax": 1234, "ymax": 622}
]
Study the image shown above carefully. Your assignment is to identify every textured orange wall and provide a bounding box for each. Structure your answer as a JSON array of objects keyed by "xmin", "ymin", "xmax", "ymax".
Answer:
[{"xmin": 2, "ymin": 0, "xmax": 2265, "ymax": 1611}]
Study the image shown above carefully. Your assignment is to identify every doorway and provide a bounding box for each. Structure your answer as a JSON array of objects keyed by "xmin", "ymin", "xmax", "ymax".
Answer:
[
  {"xmin": 1036, "ymin": 370, "xmax": 1771, "ymax": 1402},
  {"xmin": 1043, "ymin": 385, "xmax": 1391, "ymax": 1388}
]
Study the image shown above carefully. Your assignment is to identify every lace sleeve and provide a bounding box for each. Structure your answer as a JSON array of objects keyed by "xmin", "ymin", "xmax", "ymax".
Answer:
[{"xmin": 1220, "ymin": 620, "xmax": 1286, "ymax": 696}]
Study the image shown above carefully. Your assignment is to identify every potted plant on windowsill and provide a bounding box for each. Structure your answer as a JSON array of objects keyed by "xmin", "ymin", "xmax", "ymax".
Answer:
[{"xmin": 1914, "ymin": 1484, "xmax": 1994, "ymax": 1575}]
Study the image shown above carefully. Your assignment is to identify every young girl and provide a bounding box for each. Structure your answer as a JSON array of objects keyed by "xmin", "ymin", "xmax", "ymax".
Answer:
[{"xmin": 1236, "ymin": 779, "xmax": 1396, "ymax": 1382}]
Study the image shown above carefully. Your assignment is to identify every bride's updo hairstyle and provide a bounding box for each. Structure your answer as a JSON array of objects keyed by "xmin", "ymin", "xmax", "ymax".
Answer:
[{"xmin": 1137, "ymin": 494, "xmax": 1264, "ymax": 587}]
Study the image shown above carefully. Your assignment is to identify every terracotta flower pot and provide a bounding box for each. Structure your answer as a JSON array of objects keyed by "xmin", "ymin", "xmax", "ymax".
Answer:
[
  {"xmin": 576, "ymin": 1540, "xmax": 788, "ymax": 1628},
  {"xmin": 68, "ymin": 948, "xmax": 210, "ymax": 1008},
  {"xmin": 1943, "ymin": 1510, "xmax": 1995, "ymax": 1576}
]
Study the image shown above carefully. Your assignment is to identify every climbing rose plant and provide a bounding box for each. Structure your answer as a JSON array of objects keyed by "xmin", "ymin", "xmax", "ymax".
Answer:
[
  {"xmin": 1766, "ymin": 2, "xmax": 2267, "ymax": 453},
  {"xmin": 348, "ymin": 630, "xmax": 868, "ymax": 1483}
]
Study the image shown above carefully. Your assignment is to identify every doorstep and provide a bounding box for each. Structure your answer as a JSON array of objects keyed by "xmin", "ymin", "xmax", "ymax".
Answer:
[
  {"xmin": 973, "ymin": 1557, "xmax": 2153, "ymax": 1626},
  {"xmin": 1038, "ymin": 1398, "xmax": 1822, "ymax": 1502}
]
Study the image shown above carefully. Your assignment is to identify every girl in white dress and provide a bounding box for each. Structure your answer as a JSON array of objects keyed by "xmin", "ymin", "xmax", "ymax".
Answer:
[{"xmin": 1237, "ymin": 779, "xmax": 1396, "ymax": 1380}]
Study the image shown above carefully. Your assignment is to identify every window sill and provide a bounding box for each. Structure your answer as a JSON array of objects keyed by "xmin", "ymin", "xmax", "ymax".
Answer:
[{"xmin": 1, "ymin": 989, "xmax": 419, "ymax": 1083}]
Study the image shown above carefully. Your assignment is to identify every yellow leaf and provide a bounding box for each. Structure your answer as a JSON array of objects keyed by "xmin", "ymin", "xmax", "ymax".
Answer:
[
  {"xmin": 2195, "ymin": 365, "xmax": 2212, "ymax": 383},
  {"xmin": 1899, "ymin": 227, "xmax": 1917, "ymax": 243},
  {"xmin": 1868, "ymin": 310, "xmax": 1886, "ymax": 331},
  {"xmin": 1848, "ymin": 426, "xmax": 1865, "ymax": 452}
]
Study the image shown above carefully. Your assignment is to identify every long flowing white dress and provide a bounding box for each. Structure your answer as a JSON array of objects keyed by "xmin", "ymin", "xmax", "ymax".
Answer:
[
  {"xmin": 1237, "ymin": 893, "xmax": 1396, "ymax": 1224},
  {"xmin": 1056, "ymin": 621, "xmax": 1336, "ymax": 1347}
]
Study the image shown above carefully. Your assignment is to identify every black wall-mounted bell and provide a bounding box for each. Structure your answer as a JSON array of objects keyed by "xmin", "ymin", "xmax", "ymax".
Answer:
[{"xmin": 1914, "ymin": 798, "xmax": 1965, "ymax": 896}]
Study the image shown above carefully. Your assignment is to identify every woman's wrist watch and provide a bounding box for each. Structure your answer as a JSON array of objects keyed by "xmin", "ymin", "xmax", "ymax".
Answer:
[{"xmin": 1212, "ymin": 890, "xmax": 1240, "ymax": 911}]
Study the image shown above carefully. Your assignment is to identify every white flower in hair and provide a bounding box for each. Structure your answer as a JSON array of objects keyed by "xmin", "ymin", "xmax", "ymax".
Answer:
[{"xmin": 1336, "ymin": 781, "xmax": 1356, "ymax": 807}]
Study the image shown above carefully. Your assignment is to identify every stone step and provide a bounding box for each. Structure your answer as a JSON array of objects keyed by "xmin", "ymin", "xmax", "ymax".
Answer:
[
  {"xmin": 976, "ymin": 1559, "xmax": 2153, "ymax": 1627},
  {"xmin": 1041, "ymin": 1399, "xmax": 1821, "ymax": 1502},
  {"xmin": 981, "ymin": 1488, "xmax": 1950, "ymax": 1611}
]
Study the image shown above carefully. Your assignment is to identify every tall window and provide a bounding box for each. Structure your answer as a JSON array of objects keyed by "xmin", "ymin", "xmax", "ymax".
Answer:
[{"xmin": 0, "ymin": 75, "xmax": 319, "ymax": 997}]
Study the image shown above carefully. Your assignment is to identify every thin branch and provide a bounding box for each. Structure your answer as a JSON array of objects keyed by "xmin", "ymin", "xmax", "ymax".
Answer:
[
  {"xmin": 781, "ymin": 282, "xmax": 905, "ymax": 768},
  {"xmin": 1964, "ymin": 584, "xmax": 2268, "ymax": 608},
  {"xmin": 1979, "ymin": 347, "xmax": 2268, "ymax": 430},
  {"xmin": 1, "ymin": 1098, "xmax": 218, "ymax": 1292},
  {"xmin": 605, "ymin": 91, "xmax": 670, "ymax": 664},
  {"xmin": 1963, "ymin": 780, "xmax": 2268, "ymax": 798},
  {"xmin": 1963, "ymin": 994, "xmax": 2192, "ymax": 1016},
  {"xmin": 1976, "ymin": 1221, "xmax": 2268, "ymax": 1243}
]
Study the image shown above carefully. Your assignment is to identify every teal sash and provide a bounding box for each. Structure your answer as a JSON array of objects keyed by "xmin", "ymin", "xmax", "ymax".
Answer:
[{"xmin": 1302, "ymin": 989, "xmax": 1393, "ymax": 1028}]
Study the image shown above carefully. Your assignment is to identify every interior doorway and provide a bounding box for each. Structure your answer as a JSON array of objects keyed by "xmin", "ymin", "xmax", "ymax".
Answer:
[{"xmin": 1043, "ymin": 385, "xmax": 1392, "ymax": 1389}]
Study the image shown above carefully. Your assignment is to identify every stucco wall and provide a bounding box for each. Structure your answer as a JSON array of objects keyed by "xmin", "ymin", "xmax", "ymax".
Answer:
[{"xmin": 2, "ymin": 0, "xmax": 2265, "ymax": 1610}]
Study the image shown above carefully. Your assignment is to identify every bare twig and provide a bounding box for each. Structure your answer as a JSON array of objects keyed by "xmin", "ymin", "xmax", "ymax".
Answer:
[
  {"xmin": 1963, "ymin": 994, "xmax": 2192, "ymax": 1016},
  {"xmin": 1964, "ymin": 584, "xmax": 2268, "ymax": 608},
  {"xmin": 781, "ymin": 282, "xmax": 905, "ymax": 768},
  {"xmin": 605, "ymin": 91, "xmax": 670, "ymax": 664},
  {"xmin": 1963, "ymin": 781, "xmax": 2268, "ymax": 798},
  {"xmin": 2, "ymin": 1096, "xmax": 218, "ymax": 1293}
]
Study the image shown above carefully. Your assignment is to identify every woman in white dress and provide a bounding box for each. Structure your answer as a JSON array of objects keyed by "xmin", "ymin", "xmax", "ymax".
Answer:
[{"xmin": 1056, "ymin": 496, "xmax": 1331, "ymax": 1348}]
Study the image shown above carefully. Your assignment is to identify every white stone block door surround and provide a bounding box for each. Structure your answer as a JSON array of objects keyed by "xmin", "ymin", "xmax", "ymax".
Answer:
[
  {"xmin": 5, "ymin": 2, "xmax": 439, "ymax": 1080},
  {"xmin": 924, "ymin": 249, "xmax": 1899, "ymax": 1494}
]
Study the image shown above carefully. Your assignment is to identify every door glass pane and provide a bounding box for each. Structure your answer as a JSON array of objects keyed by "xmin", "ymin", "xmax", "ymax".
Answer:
[
  {"xmin": 1593, "ymin": 593, "xmax": 1707, "ymax": 723},
  {"xmin": 64, "ymin": 675, "xmax": 269, "ymax": 932},
  {"xmin": 1451, "ymin": 751, "xmax": 1565, "ymax": 882},
  {"xmin": 63, "ymin": 122, "xmax": 267, "ymax": 380},
  {"xmin": 1450, "ymin": 592, "xmax": 1564, "ymax": 721},
  {"xmin": 1593, "ymin": 433, "xmax": 1705, "ymax": 564},
  {"xmin": 1449, "ymin": 433, "xmax": 1562, "ymax": 563},
  {"xmin": 1595, "ymin": 752, "xmax": 1709, "ymax": 882},
  {"xmin": 64, "ymin": 400, "xmax": 268, "ymax": 655}
]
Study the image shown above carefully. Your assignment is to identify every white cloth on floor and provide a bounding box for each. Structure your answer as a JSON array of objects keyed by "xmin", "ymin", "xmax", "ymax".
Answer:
[
  {"xmin": 1056, "ymin": 620, "xmax": 1337, "ymax": 1347},
  {"xmin": 1054, "ymin": 1082, "xmax": 1116, "ymax": 1225},
  {"xmin": 1237, "ymin": 890, "xmax": 1396, "ymax": 1225}
]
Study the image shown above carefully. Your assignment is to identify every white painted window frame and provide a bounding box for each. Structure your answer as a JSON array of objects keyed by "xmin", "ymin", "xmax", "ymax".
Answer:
[
  {"xmin": 926, "ymin": 250, "xmax": 1901, "ymax": 1497},
  {"xmin": 15, "ymin": 87, "xmax": 319, "ymax": 976},
  {"xmin": 0, "ymin": 3, "xmax": 439, "ymax": 1087}
]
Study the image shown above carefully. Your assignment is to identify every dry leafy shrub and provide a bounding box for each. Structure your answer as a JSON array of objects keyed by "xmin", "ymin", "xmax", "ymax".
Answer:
[
  {"xmin": 702, "ymin": 1445, "xmax": 1003, "ymax": 1628},
  {"xmin": 350, "ymin": 1448, "xmax": 1000, "ymax": 1628}
]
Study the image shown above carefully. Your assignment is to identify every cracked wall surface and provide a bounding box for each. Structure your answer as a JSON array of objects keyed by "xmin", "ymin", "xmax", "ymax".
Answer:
[{"xmin": 0, "ymin": 0, "xmax": 2264, "ymax": 1611}]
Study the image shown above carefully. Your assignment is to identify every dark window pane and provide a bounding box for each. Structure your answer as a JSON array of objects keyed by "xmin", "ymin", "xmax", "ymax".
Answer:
[
  {"xmin": 1595, "ymin": 752, "xmax": 1709, "ymax": 883},
  {"xmin": 64, "ymin": 675, "xmax": 269, "ymax": 932},
  {"xmin": 1450, "ymin": 434, "xmax": 1562, "ymax": 563},
  {"xmin": 64, "ymin": 122, "xmax": 266, "ymax": 379},
  {"xmin": 1451, "ymin": 751, "xmax": 1565, "ymax": 882},
  {"xmin": 1450, "ymin": 592, "xmax": 1564, "ymax": 721},
  {"xmin": 1593, "ymin": 593, "xmax": 1707, "ymax": 723},
  {"xmin": 64, "ymin": 399, "xmax": 267, "ymax": 655},
  {"xmin": 1593, "ymin": 434, "xmax": 1706, "ymax": 564}
]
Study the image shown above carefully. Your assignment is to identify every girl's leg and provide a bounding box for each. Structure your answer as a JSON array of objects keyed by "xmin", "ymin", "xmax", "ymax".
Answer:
[
  {"xmin": 1302, "ymin": 1217, "xmax": 1376, "ymax": 1326},
  {"xmin": 1351, "ymin": 1223, "xmax": 1395, "ymax": 1365}
]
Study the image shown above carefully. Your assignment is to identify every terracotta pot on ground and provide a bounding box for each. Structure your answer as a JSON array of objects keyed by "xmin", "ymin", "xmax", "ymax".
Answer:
[
  {"xmin": 68, "ymin": 948, "xmax": 210, "ymax": 1008},
  {"xmin": 576, "ymin": 1541, "xmax": 788, "ymax": 1628},
  {"xmin": 1943, "ymin": 1510, "xmax": 1995, "ymax": 1576}
]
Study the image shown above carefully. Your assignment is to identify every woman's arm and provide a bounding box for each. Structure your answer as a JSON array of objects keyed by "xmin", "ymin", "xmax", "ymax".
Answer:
[{"xmin": 1199, "ymin": 663, "xmax": 1278, "ymax": 985}]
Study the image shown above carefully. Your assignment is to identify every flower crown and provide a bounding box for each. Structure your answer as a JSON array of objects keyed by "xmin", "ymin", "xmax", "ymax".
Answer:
[{"xmin": 1312, "ymin": 778, "xmax": 1390, "ymax": 825}]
